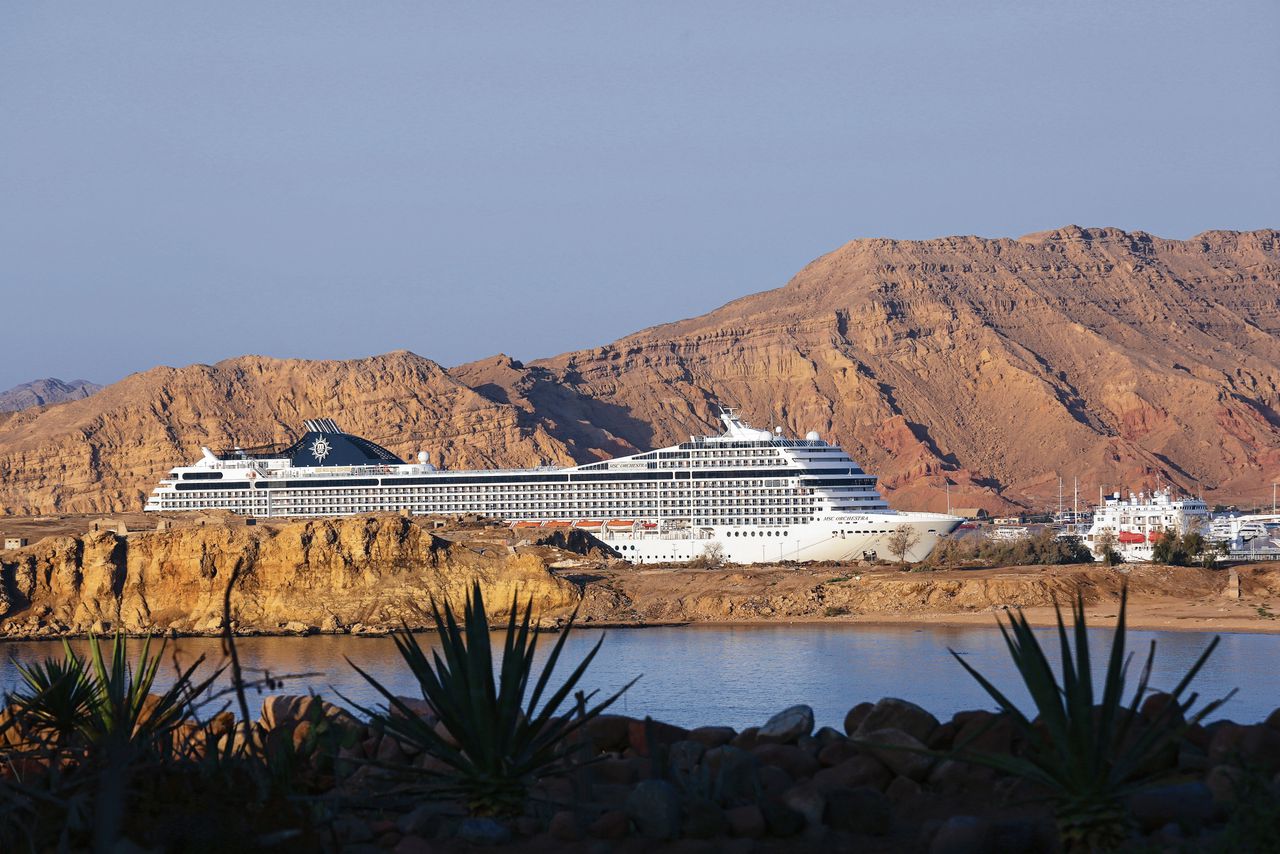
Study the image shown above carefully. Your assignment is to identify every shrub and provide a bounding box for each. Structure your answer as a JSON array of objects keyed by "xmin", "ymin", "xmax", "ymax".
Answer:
[
  {"xmin": 947, "ymin": 586, "xmax": 1233, "ymax": 851},
  {"xmin": 929, "ymin": 529, "xmax": 1095, "ymax": 567},
  {"xmin": 348, "ymin": 581, "xmax": 636, "ymax": 816}
]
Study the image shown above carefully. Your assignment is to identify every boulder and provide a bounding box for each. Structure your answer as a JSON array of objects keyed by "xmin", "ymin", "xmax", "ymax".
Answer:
[
  {"xmin": 457, "ymin": 817, "xmax": 511, "ymax": 846},
  {"xmin": 844, "ymin": 702, "xmax": 874, "ymax": 736},
  {"xmin": 681, "ymin": 798, "xmax": 727, "ymax": 839},
  {"xmin": 824, "ymin": 786, "xmax": 892, "ymax": 836},
  {"xmin": 757, "ymin": 765, "xmax": 794, "ymax": 800},
  {"xmin": 689, "ymin": 725, "xmax": 737, "ymax": 748},
  {"xmin": 625, "ymin": 780, "xmax": 682, "ymax": 840},
  {"xmin": 753, "ymin": 743, "xmax": 820, "ymax": 780},
  {"xmin": 1139, "ymin": 691, "xmax": 1186, "ymax": 727},
  {"xmin": 951, "ymin": 710, "xmax": 1015, "ymax": 756},
  {"xmin": 814, "ymin": 726, "xmax": 845, "ymax": 747},
  {"xmin": 1205, "ymin": 764, "xmax": 1245, "ymax": 805},
  {"xmin": 1127, "ymin": 782, "xmax": 1214, "ymax": 832},
  {"xmin": 704, "ymin": 745, "xmax": 763, "ymax": 802},
  {"xmin": 758, "ymin": 704, "xmax": 815, "ymax": 744},
  {"xmin": 886, "ymin": 775, "xmax": 923, "ymax": 803},
  {"xmin": 586, "ymin": 714, "xmax": 634, "ymax": 753},
  {"xmin": 588, "ymin": 809, "xmax": 630, "ymax": 840},
  {"xmin": 397, "ymin": 804, "xmax": 446, "ymax": 837},
  {"xmin": 731, "ymin": 726, "xmax": 761, "ymax": 750},
  {"xmin": 929, "ymin": 815, "xmax": 990, "ymax": 854},
  {"xmin": 855, "ymin": 698, "xmax": 939, "ymax": 743},
  {"xmin": 628, "ymin": 718, "xmax": 691, "ymax": 757},
  {"xmin": 390, "ymin": 696, "xmax": 436, "ymax": 722},
  {"xmin": 781, "ymin": 780, "xmax": 826, "ymax": 828},
  {"xmin": 725, "ymin": 804, "xmax": 766, "ymax": 838},
  {"xmin": 667, "ymin": 740, "xmax": 707, "ymax": 776},
  {"xmin": 926, "ymin": 759, "xmax": 996, "ymax": 795},
  {"xmin": 548, "ymin": 810, "xmax": 581, "ymax": 842},
  {"xmin": 859, "ymin": 728, "xmax": 934, "ymax": 781},
  {"xmin": 814, "ymin": 754, "xmax": 893, "ymax": 793},
  {"xmin": 593, "ymin": 757, "xmax": 641, "ymax": 785},
  {"xmin": 817, "ymin": 739, "xmax": 862, "ymax": 767},
  {"xmin": 760, "ymin": 800, "xmax": 805, "ymax": 838},
  {"xmin": 259, "ymin": 695, "xmax": 321, "ymax": 732}
]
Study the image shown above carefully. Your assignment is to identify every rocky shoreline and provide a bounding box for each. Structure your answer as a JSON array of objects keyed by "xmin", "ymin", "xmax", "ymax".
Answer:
[{"xmin": 37, "ymin": 688, "xmax": 1262, "ymax": 852}]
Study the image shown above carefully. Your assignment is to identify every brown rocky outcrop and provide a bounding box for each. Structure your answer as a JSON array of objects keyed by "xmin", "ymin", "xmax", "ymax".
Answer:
[
  {"xmin": 3, "ymin": 227, "xmax": 1279, "ymax": 514},
  {"xmin": 0, "ymin": 515, "xmax": 579, "ymax": 637}
]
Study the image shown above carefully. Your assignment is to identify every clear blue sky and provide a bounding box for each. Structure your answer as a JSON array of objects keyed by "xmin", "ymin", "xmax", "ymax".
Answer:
[{"xmin": 2, "ymin": 1, "xmax": 1277, "ymax": 390}]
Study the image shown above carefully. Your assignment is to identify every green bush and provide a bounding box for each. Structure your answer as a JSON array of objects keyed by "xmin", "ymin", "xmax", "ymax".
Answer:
[
  {"xmin": 348, "ymin": 581, "xmax": 636, "ymax": 817},
  {"xmin": 948, "ymin": 586, "xmax": 1233, "ymax": 851},
  {"xmin": 929, "ymin": 529, "xmax": 1095, "ymax": 567}
]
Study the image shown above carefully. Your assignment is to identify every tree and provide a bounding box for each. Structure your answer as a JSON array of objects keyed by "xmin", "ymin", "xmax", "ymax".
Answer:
[
  {"xmin": 1198, "ymin": 539, "xmax": 1224, "ymax": 569},
  {"xmin": 886, "ymin": 524, "xmax": 921, "ymax": 566},
  {"xmin": 1093, "ymin": 530, "xmax": 1121, "ymax": 567},
  {"xmin": 689, "ymin": 541, "xmax": 726, "ymax": 569}
]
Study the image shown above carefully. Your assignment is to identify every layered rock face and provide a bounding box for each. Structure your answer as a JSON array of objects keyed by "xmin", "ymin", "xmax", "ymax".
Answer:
[
  {"xmin": 2, "ymin": 227, "xmax": 1278, "ymax": 513},
  {"xmin": 469, "ymin": 227, "xmax": 1280, "ymax": 511},
  {"xmin": 0, "ymin": 515, "xmax": 579, "ymax": 637}
]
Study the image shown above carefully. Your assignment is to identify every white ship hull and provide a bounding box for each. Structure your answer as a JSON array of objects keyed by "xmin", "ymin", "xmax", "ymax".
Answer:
[{"xmin": 601, "ymin": 512, "xmax": 961, "ymax": 564}]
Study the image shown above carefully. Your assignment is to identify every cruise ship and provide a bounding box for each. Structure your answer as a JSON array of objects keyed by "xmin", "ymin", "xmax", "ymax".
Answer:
[
  {"xmin": 1082, "ymin": 488, "xmax": 1210, "ymax": 562},
  {"xmin": 144, "ymin": 411, "xmax": 963, "ymax": 564}
]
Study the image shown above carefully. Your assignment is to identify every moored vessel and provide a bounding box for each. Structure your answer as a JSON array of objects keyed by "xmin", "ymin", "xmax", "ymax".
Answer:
[
  {"xmin": 145, "ymin": 410, "xmax": 963, "ymax": 564},
  {"xmin": 1082, "ymin": 488, "xmax": 1210, "ymax": 562}
]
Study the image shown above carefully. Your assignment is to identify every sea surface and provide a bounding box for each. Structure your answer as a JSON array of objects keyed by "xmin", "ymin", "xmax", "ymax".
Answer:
[{"xmin": 1, "ymin": 624, "xmax": 1274, "ymax": 728}]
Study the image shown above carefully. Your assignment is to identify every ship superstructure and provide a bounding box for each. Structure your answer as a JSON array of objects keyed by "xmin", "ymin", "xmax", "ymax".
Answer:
[
  {"xmin": 145, "ymin": 411, "xmax": 962, "ymax": 564},
  {"xmin": 1082, "ymin": 488, "xmax": 1210, "ymax": 562}
]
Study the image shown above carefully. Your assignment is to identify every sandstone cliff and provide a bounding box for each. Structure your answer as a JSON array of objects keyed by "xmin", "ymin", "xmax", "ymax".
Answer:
[
  {"xmin": 3, "ymin": 227, "xmax": 1279, "ymax": 514},
  {"xmin": 0, "ymin": 515, "xmax": 580, "ymax": 638}
]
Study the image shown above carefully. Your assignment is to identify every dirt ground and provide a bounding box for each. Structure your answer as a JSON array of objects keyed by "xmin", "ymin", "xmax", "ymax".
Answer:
[{"xmin": 564, "ymin": 561, "xmax": 1280, "ymax": 634}]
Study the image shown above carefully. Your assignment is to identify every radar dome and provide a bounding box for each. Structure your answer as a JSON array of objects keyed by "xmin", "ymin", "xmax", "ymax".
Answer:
[
  {"xmin": 805, "ymin": 430, "xmax": 821, "ymax": 441},
  {"xmin": 417, "ymin": 451, "xmax": 430, "ymax": 464}
]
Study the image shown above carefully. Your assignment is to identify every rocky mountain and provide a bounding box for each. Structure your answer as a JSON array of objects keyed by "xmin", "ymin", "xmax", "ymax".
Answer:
[
  {"xmin": 460, "ymin": 226, "xmax": 1280, "ymax": 512},
  {"xmin": 2, "ymin": 226, "xmax": 1278, "ymax": 515},
  {"xmin": 0, "ymin": 352, "xmax": 584, "ymax": 514},
  {"xmin": 0, "ymin": 377, "xmax": 101, "ymax": 412}
]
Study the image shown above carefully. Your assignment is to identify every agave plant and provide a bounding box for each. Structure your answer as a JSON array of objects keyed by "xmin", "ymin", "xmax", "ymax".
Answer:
[
  {"xmin": 949, "ymin": 587, "xmax": 1233, "ymax": 851},
  {"xmin": 12, "ymin": 634, "xmax": 218, "ymax": 757},
  {"xmin": 348, "ymin": 582, "xmax": 636, "ymax": 816}
]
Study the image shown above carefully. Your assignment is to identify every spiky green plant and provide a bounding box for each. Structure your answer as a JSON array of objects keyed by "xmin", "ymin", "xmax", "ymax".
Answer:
[
  {"xmin": 11, "ymin": 652, "xmax": 96, "ymax": 747},
  {"xmin": 12, "ymin": 634, "xmax": 217, "ymax": 757},
  {"xmin": 949, "ymin": 587, "xmax": 1234, "ymax": 851},
  {"xmin": 348, "ymin": 582, "xmax": 637, "ymax": 816}
]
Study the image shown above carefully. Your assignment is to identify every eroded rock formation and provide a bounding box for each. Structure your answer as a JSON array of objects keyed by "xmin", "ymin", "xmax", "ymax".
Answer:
[{"xmin": 0, "ymin": 515, "xmax": 580, "ymax": 638}]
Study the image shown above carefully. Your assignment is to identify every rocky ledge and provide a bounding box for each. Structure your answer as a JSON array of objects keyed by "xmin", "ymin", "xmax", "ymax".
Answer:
[{"xmin": 0, "ymin": 515, "xmax": 580, "ymax": 638}]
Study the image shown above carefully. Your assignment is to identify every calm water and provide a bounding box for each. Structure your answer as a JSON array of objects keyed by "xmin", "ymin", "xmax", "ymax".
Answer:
[{"xmin": 0, "ymin": 625, "xmax": 1274, "ymax": 727}]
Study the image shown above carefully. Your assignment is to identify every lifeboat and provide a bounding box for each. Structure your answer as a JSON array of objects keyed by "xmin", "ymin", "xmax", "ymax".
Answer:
[
  {"xmin": 1117, "ymin": 531, "xmax": 1147, "ymax": 544},
  {"xmin": 1148, "ymin": 531, "xmax": 1162, "ymax": 543}
]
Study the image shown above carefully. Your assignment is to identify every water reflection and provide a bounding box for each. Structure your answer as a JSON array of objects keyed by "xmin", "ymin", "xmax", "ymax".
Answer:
[{"xmin": 0, "ymin": 625, "xmax": 1273, "ymax": 728}]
